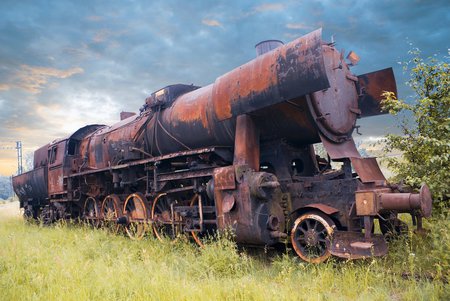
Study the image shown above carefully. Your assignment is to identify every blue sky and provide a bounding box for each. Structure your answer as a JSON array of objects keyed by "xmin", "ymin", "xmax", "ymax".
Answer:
[{"xmin": 0, "ymin": 0, "xmax": 449, "ymax": 175}]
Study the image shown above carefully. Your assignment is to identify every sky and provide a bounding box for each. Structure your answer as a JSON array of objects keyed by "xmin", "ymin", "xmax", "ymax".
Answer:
[{"xmin": 0, "ymin": 0, "xmax": 449, "ymax": 176}]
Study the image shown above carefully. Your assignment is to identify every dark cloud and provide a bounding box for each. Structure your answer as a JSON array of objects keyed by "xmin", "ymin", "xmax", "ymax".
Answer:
[{"xmin": 0, "ymin": 0, "xmax": 449, "ymax": 174}]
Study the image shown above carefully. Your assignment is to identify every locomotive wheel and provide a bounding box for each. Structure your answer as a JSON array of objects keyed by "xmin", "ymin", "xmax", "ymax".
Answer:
[
  {"xmin": 40, "ymin": 205, "xmax": 55, "ymax": 225},
  {"xmin": 123, "ymin": 193, "xmax": 148, "ymax": 240},
  {"xmin": 290, "ymin": 211, "xmax": 335, "ymax": 263},
  {"xmin": 101, "ymin": 194, "xmax": 122, "ymax": 233},
  {"xmin": 23, "ymin": 207, "xmax": 34, "ymax": 220},
  {"xmin": 83, "ymin": 197, "xmax": 100, "ymax": 227},
  {"xmin": 151, "ymin": 193, "xmax": 179, "ymax": 242}
]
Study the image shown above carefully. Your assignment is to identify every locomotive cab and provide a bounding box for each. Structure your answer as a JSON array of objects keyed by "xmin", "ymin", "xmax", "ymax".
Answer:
[{"xmin": 47, "ymin": 139, "xmax": 66, "ymax": 197}]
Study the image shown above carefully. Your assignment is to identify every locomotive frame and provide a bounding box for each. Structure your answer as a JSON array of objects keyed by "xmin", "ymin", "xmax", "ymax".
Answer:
[{"xmin": 12, "ymin": 29, "xmax": 432, "ymax": 263}]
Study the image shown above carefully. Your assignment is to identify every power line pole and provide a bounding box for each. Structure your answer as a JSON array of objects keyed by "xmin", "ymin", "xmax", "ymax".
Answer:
[{"xmin": 16, "ymin": 141, "xmax": 23, "ymax": 175}]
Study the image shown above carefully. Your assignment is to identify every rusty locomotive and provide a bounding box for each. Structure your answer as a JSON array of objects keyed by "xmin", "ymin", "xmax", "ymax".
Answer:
[{"xmin": 12, "ymin": 29, "xmax": 432, "ymax": 263}]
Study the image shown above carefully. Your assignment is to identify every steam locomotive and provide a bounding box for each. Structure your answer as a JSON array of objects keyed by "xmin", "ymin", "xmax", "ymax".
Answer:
[{"xmin": 12, "ymin": 29, "xmax": 432, "ymax": 263}]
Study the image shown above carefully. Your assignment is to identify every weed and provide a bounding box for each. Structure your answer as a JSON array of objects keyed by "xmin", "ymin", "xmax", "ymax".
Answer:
[{"xmin": 0, "ymin": 213, "xmax": 448, "ymax": 300}]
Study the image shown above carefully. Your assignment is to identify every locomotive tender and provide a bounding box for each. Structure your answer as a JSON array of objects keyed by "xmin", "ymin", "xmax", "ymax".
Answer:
[{"xmin": 12, "ymin": 29, "xmax": 432, "ymax": 263}]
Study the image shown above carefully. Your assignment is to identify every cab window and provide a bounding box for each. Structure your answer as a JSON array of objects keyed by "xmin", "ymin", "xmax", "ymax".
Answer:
[{"xmin": 49, "ymin": 146, "xmax": 57, "ymax": 164}]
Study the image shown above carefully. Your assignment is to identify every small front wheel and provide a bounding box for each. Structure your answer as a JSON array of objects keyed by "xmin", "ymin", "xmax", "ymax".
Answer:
[{"xmin": 290, "ymin": 211, "xmax": 335, "ymax": 263}]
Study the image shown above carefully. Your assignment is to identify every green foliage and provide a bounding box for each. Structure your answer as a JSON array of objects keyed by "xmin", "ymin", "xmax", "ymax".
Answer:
[
  {"xmin": 0, "ymin": 213, "xmax": 448, "ymax": 301},
  {"xmin": 381, "ymin": 49, "xmax": 450, "ymax": 204}
]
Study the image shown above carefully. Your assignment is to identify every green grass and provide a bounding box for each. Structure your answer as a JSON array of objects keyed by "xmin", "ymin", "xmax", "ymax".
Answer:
[{"xmin": 0, "ymin": 213, "xmax": 448, "ymax": 301}]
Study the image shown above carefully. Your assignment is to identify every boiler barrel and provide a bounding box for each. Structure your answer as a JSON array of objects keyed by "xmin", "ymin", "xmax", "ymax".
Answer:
[{"xmin": 145, "ymin": 29, "xmax": 343, "ymax": 155}]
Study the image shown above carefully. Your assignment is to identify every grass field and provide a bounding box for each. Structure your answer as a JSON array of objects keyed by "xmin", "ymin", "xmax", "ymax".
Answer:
[{"xmin": 0, "ymin": 203, "xmax": 448, "ymax": 301}]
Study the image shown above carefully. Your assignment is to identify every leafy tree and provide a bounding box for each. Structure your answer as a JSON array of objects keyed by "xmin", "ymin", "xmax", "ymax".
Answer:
[{"xmin": 381, "ymin": 49, "xmax": 449, "ymax": 207}]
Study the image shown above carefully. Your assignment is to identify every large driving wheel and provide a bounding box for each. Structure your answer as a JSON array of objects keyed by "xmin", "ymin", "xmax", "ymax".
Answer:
[
  {"xmin": 151, "ymin": 193, "xmax": 180, "ymax": 241},
  {"xmin": 83, "ymin": 196, "xmax": 100, "ymax": 227},
  {"xmin": 290, "ymin": 211, "xmax": 335, "ymax": 263},
  {"xmin": 123, "ymin": 193, "xmax": 148, "ymax": 240},
  {"xmin": 101, "ymin": 194, "xmax": 122, "ymax": 233}
]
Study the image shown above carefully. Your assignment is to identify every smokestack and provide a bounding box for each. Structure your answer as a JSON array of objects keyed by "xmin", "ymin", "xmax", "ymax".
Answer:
[{"xmin": 255, "ymin": 40, "xmax": 284, "ymax": 57}]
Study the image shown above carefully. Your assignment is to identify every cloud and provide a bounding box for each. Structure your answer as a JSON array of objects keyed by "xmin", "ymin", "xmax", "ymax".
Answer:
[
  {"xmin": 253, "ymin": 3, "xmax": 285, "ymax": 13},
  {"xmin": 32, "ymin": 90, "xmax": 120, "ymax": 135},
  {"xmin": 13, "ymin": 65, "xmax": 84, "ymax": 94},
  {"xmin": 93, "ymin": 29, "xmax": 113, "ymax": 43},
  {"xmin": 202, "ymin": 19, "xmax": 222, "ymax": 27},
  {"xmin": 286, "ymin": 23, "xmax": 313, "ymax": 30},
  {"xmin": 86, "ymin": 15, "xmax": 103, "ymax": 22},
  {"xmin": 240, "ymin": 3, "xmax": 287, "ymax": 20},
  {"xmin": 0, "ymin": 84, "xmax": 11, "ymax": 91}
]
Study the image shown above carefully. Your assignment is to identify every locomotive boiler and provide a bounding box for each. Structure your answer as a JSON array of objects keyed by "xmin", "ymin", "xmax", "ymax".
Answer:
[{"xmin": 12, "ymin": 29, "xmax": 432, "ymax": 263}]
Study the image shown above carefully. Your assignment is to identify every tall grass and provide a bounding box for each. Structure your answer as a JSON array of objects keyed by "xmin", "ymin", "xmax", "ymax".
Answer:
[{"xmin": 0, "ymin": 213, "xmax": 448, "ymax": 301}]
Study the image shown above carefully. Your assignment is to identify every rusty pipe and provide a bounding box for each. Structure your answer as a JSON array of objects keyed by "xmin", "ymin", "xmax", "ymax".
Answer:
[
  {"xmin": 379, "ymin": 184, "xmax": 432, "ymax": 217},
  {"xmin": 379, "ymin": 193, "xmax": 421, "ymax": 211}
]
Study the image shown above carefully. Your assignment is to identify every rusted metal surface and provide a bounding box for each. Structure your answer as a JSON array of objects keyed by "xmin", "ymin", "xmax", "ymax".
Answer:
[
  {"xmin": 358, "ymin": 67, "xmax": 397, "ymax": 117},
  {"xmin": 69, "ymin": 146, "xmax": 230, "ymax": 178},
  {"xmin": 309, "ymin": 44, "xmax": 359, "ymax": 143},
  {"xmin": 83, "ymin": 197, "xmax": 100, "ymax": 227},
  {"xmin": 379, "ymin": 184, "xmax": 432, "ymax": 217},
  {"xmin": 355, "ymin": 191, "xmax": 378, "ymax": 216},
  {"xmin": 145, "ymin": 84, "xmax": 200, "ymax": 110},
  {"xmin": 151, "ymin": 85, "xmax": 235, "ymax": 155},
  {"xmin": 355, "ymin": 184, "xmax": 432, "ymax": 218},
  {"xmin": 12, "ymin": 167, "xmax": 48, "ymax": 202},
  {"xmin": 233, "ymin": 115, "xmax": 259, "ymax": 171},
  {"xmin": 213, "ymin": 29, "xmax": 328, "ymax": 121},
  {"xmin": 291, "ymin": 211, "xmax": 336, "ymax": 263},
  {"xmin": 350, "ymin": 157, "xmax": 386, "ymax": 183},
  {"xmin": 214, "ymin": 166, "xmax": 285, "ymax": 246},
  {"xmin": 418, "ymin": 184, "xmax": 433, "ymax": 217},
  {"xmin": 48, "ymin": 140, "xmax": 66, "ymax": 195},
  {"xmin": 222, "ymin": 194, "xmax": 235, "ymax": 213},
  {"xmin": 330, "ymin": 231, "xmax": 388, "ymax": 259},
  {"xmin": 123, "ymin": 192, "xmax": 148, "ymax": 239},
  {"xmin": 319, "ymin": 134, "xmax": 361, "ymax": 159},
  {"xmin": 252, "ymin": 99, "xmax": 320, "ymax": 145},
  {"xmin": 157, "ymin": 168, "xmax": 214, "ymax": 182},
  {"xmin": 70, "ymin": 124, "xmax": 105, "ymax": 140},
  {"xmin": 302, "ymin": 203, "xmax": 340, "ymax": 215},
  {"xmin": 33, "ymin": 144, "xmax": 49, "ymax": 169},
  {"xmin": 214, "ymin": 166, "xmax": 236, "ymax": 190},
  {"xmin": 80, "ymin": 113, "xmax": 149, "ymax": 170}
]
